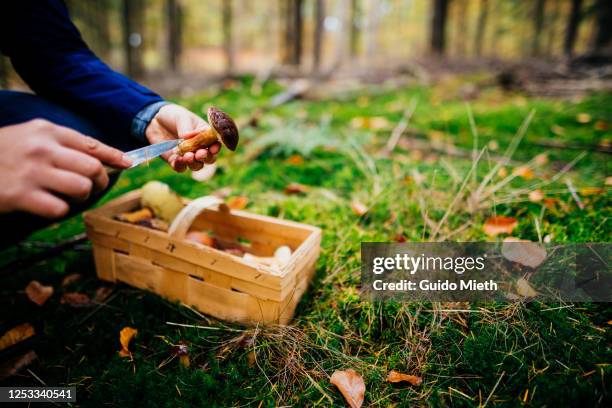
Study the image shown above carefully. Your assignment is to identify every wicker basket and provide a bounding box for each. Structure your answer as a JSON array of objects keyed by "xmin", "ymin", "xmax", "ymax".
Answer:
[{"xmin": 83, "ymin": 190, "xmax": 321, "ymax": 325}]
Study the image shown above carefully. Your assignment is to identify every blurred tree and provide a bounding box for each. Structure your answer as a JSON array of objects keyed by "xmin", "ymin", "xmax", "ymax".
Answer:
[
  {"xmin": 166, "ymin": 0, "xmax": 182, "ymax": 71},
  {"xmin": 564, "ymin": 0, "xmax": 582, "ymax": 58},
  {"xmin": 454, "ymin": 0, "xmax": 469, "ymax": 56},
  {"xmin": 430, "ymin": 0, "xmax": 449, "ymax": 55},
  {"xmin": 222, "ymin": 0, "xmax": 234, "ymax": 76},
  {"xmin": 364, "ymin": 0, "xmax": 379, "ymax": 60},
  {"xmin": 350, "ymin": 0, "xmax": 361, "ymax": 58},
  {"xmin": 122, "ymin": 0, "xmax": 145, "ymax": 78},
  {"xmin": 531, "ymin": 0, "xmax": 546, "ymax": 56},
  {"xmin": 474, "ymin": 0, "xmax": 488, "ymax": 57},
  {"xmin": 312, "ymin": 0, "xmax": 325, "ymax": 72},
  {"xmin": 281, "ymin": 0, "xmax": 304, "ymax": 65},
  {"xmin": 591, "ymin": 0, "xmax": 612, "ymax": 57},
  {"xmin": 545, "ymin": 0, "xmax": 560, "ymax": 56}
]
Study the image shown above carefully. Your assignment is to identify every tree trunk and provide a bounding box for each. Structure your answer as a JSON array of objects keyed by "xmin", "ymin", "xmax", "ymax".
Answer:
[
  {"xmin": 591, "ymin": 0, "xmax": 612, "ymax": 56},
  {"xmin": 222, "ymin": 0, "xmax": 234, "ymax": 76},
  {"xmin": 474, "ymin": 0, "xmax": 488, "ymax": 57},
  {"xmin": 364, "ymin": 0, "xmax": 379, "ymax": 60},
  {"xmin": 349, "ymin": 0, "xmax": 361, "ymax": 58},
  {"xmin": 454, "ymin": 0, "xmax": 469, "ymax": 56},
  {"xmin": 430, "ymin": 0, "xmax": 449, "ymax": 55},
  {"xmin": 545, "ymin": 0, "xmax": 560, "ymax": 56},
  {"xmin": 563, "ymin": 0, "xmax": 582, "ymax": 58},
  {"xmin": 312, "ymin": 0, "xmax": 325, "ymax": 72},
  {"xmin": 122, "ymin": 0, "xmax": 144, "ymax": 78},
  {"xmin": 166, "ymin": 0, "xmax": 182, "ymax": 71},
  {"xmin": 531, "ymin": 0, "xmax": 546, "ymax": 56},
  {"xmin": 292, "ymin": 0, "xmax": 303, "ymax": 65}
]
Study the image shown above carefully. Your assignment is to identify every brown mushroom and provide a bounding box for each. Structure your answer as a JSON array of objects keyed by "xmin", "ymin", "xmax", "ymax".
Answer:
[{"xmin": 177, "ymin": 107, "xmax": 239, "ymax": 161}]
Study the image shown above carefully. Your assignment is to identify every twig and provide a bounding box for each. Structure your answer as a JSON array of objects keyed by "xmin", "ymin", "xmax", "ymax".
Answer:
[
  {"xmin": 532, "ymin": 139, "xmax": 611, "ymax": 154},
  {"xmin": 565, "ymin": 179, "xmax": 585, "ymax": 210},
  {"xmin": 383, "ymin": 98, "xmax": 418, "ymax": 154},
  {"xmin": 483, "ymin": 371, "xmax": 505, "ymax": 407}
]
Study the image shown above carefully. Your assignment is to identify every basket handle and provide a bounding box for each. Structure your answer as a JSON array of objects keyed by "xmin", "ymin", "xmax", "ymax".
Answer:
[{"xmin": 168, "ymin": 196, "xmax": 229, "ymax": 239}]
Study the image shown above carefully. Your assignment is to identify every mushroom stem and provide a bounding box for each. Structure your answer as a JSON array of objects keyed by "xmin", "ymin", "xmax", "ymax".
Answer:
[{"xmin": 177, "ymin": 128, "xmax": 219, "ymax": 155}]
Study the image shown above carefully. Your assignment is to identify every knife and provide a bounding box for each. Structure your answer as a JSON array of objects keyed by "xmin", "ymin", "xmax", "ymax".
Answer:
[{"xmin": 106, "ymin": 139, "xmax": 181, "ymax": 174}]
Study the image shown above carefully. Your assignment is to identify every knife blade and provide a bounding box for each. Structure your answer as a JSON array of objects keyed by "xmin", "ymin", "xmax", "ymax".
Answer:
[{"xmin": 124, "ymin": 139, "xmax": 181, "ymax": 169}]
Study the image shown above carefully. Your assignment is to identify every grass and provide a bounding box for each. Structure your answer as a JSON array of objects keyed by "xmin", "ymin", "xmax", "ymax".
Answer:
[{"xmin": 0, "ymin": 75, "xmax": 610, "ymax": 407}]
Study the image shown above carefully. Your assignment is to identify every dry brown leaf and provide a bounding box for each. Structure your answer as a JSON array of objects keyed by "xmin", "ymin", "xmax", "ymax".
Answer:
[
  {"xmin": 502, "ymin": 238, "xmax": 547, "ymax": 268},
  {"xmin": 61, "ymin": 273, "xmax": 82, "ymax": 287},
  {"xmin": 594, "ymin": 120, "xmax": 609, "ymax": 131},
  {"xmin": 483, "ymin": 216, "xmax": 518, "ymax": 236},
  {"xmin": 286, "ymin": 155, "xmax": 304, "ymax": 165},
  {"xmin": 386, "ymin": 370, "xmax": 423, "ymax": 386},
  {"xmin": 605, "ymin": 177, "xmax": 612, "ymax": 186},
  {"xmin": 119, "ymin": 327, "xmax": 138, "ymax": 358},
  {"xmin": 515, "ymin": 277, "xmax": 538, "ymax": 297},
  {"xmin": 247, "ymin": 351, "xmax": 256, "ymax": 367},
  {"xmin": 0, "ymin": 323, "xmax": 35, "ymax": 352},
  {"xmin": 227, "ymin": 196, "xmax": 249, "ymax": 210},
  {"xmin": 351, "ymin": 200, "xmax": 368, "ymax": 216},
  {"xmin": 513, "ymin": 166, "xmax": 534, "ymax": 180},
  {"xmin": 579, "ymin": 187, "xmax": 604, "ymax": 196},
  {"xmin": 0, "ymin": 350, "xmax": 37, "ymax": 380},
  {"xmin": 330, "ymin": 369, "xmax": 365, "ymax": 408},
  {"xmin": 25, "ymin": 281, "xmax": 53, "ymax": 306},
  {"xmin": 528, "ymin": 189, "xmax": 544, "ymax": 202},
  {"xmin": 284, "ymin": 182, "xmax": 310, "ymax": 195},
  {"xmin": 497, "ymin": 167, "xmax": 508, "ymax": 178},
  {"xmin": 576, "ymin": 113, "xmax": 592, "ymax": 124},
  {"xmin": 94, "ymin": 286, "xmax": 114, "ymax": 302},
  {"xmin": 534, "ymin": 153, "xmax": 548, "ymax": 166},
  {"xmin": 60, "ymin": 292, "xmax": 93, "ymax": 307}
]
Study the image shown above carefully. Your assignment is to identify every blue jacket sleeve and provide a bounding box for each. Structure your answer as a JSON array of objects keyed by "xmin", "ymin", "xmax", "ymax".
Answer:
[{"xmin": 0, "ymin": 0, "xmax": 163, "ymax": 145}]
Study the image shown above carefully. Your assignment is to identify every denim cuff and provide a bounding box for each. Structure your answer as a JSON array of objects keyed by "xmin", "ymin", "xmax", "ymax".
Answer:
[{"xmin": 131, "ymin": 101, "xmax": 169, "ymax": 143}]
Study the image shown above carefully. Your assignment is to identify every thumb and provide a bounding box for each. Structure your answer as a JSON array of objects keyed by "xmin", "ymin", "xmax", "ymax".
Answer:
[{"xmin": 176, "ymin": 114, "xmax": 208, "ymax": 138}]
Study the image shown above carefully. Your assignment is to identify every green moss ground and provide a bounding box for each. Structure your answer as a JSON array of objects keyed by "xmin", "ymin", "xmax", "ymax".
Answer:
[{"xmin": 0, "ymin": 77, "xmax": 610, "ymax": 407}]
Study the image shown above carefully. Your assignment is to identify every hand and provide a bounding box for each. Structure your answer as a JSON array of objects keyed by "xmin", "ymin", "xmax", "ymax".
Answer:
[
  {"xmin": 145, "ymin": 104, "xmax": 221, "ymax": 172},
  {"xmin": 0, "ymin": 119, "xmax": 131, "ymax": 218}
]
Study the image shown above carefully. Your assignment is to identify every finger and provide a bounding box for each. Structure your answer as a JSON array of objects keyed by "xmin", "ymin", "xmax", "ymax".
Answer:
[
  {"xmin": 170, "ymin": 156, "xmax": 187, "ymax": 173},
  {"xmin": 17, "ymin": 190, "xmax": 69, "ymax": 219},
  {"xmin": 50, "ymin": 147, "xmax": 109, "ymax": 193},
  {"xmin": 176, "ymin": 113, "xmax": 207, "ymax": 137},
  {"xmin": 194, "ymin": 149, "xmax": 208, "ymax": 162},
  {"xmin": 53, "ymin": 125, "xmax": 131, "ymax": 168},
  {"xmin": 182, "ymin": 151, "xmax": 195, "ymax": 165},
  {"xmin": 208, "ymin": 142, "xmax": 221, "ymax": 155},
  {"xmin": 189, "ymin": 161, "xmax": 204, "ymax": 171},
  {"xmin": 39, "ymin": 168, "xmax": 94, "ymax": 201}
]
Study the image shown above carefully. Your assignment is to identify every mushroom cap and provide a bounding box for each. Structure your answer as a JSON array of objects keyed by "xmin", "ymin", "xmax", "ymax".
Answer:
[{"xmin": 207, "ymin": 107, "xmax": 239, "ymax": 151}]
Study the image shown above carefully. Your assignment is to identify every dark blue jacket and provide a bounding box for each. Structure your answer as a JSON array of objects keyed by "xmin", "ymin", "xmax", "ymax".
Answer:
[{"xmin": 0, "ymin": 0, "xmax": 163, "ymax": 143}]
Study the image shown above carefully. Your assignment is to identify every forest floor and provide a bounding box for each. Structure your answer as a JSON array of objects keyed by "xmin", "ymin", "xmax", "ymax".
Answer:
[{"xmin": 0, "ymin": 74, "xmax": 610, "ymax": 407}]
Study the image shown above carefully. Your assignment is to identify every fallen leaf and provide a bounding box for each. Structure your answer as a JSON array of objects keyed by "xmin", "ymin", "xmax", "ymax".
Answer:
[
  {"xmin": 227, "ymin": 196, "xmax": 249, "ymax": 210},
  {"xmin": 576, "ymin": 113, "xmax": 592, "ymax": 124},
  {"xmin": 497, "ymin": 167, "xmax": 508, "ymax": 178},
  {"xmin": 330, "ymin": 369, "xmax": 365, "ymax": 408},
  {"xmin": 119, "ymin": 327, "xmax": 138, "ymax": 358},
  {"xmin": 594, "ymin": 120, "xmax": 609, "ymax": 131},
  {"xmin": 286, "ymin": 155, "xmax": 304, "ymax": 165},
  {"xmin": 534, "ymin": 153, "xmax": 548, "ymax": 166},
  {"xmin": 284, "ymin": 182, "xmax": 310, "ymax": 195},
  {"xmin": 579, "ymin": 187, "xmax": 604, "ymax": 196},
  {"xmin": 0, "ymin": 351, "xmax": 37, "ymax": 380},
  {"xmin": 386, "ymin": 370, "xmax": 422, "ymax": 386},
  {"xmin": 61, "ymin": 273, "xmax": 82, "ymax": 287},
  {"xmin": 513, "ymin": 166, "xmax": 534, "ymax": 180},
  {"xmin": 247, "ymin": 351, "xmax": 256, "ymax": 367},
  {"xmin": 605, "ymin": 177, "xmax": 612, "ymax": 186},
  {"xmin": 60, "ymin": 292, "xmax": 93, "ymax": 307},
  {"xmin": 25, "ymin": 281, "xmax": 53, "ymax": 306},
  {"xmin": 550, "ymin": 124, "xmax": 566, "ymax": 136},
  {"xmin": 351, "ymin": 200, "xmax": 368, "ymax": 216},
  {"xmin": 488, "ymin": 140, "xmax": 499, "ymax": 151},
  {"xmin": 0, "ymin": 323, "xmax": 35, "ymax": 352},
  {"xmin": 502, "ymin": 238, "xmax": 547, "ymax": 268},
  {"xmin": 94, "ymin": 286, "xmax": 114, "ymax": 302},
  {"xmin": 528, "ymin": 189, "xmax": 544, "ymax": 202},
  {"xmin": 483, "ymin": 216, "xmax": 518, "ymax": 236},
  {"xmin": 515, "ymin": 277, "xmax": 538, "ymax": 297}
]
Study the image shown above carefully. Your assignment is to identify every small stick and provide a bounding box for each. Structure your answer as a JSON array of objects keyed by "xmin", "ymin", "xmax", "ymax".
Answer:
[{"xmin": 565, "ymin": 179, "xmax": 585, "ymax": 210}]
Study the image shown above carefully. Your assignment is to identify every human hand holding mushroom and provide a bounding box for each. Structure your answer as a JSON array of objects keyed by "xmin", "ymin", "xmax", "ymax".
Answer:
[{"xmin": 145, "ymin": 104, "xmax": 238, "ymax": 173}]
